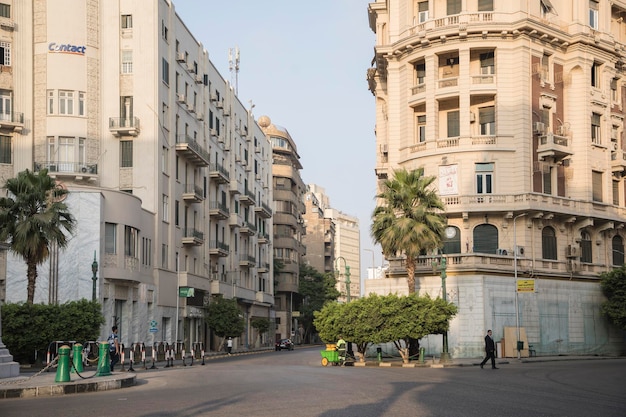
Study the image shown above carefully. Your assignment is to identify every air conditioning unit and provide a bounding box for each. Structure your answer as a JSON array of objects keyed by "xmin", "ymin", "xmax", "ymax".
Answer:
[
  {"xmin": 534, "ymin": 122, "xmax": 545, "ymax": 134},
  {"xmin": 177, "ymin": 93, "xmax": 185, "ymax": 103},
  {"xmin": 210, "ymin": 92, "xmax": 218, "ymax": 102},
  {"xmin": 515, "ymin": 246, "xmax": 525, "ymax": 257},
  {"xmin": 418, "ymin": 11, "xmax": 428, "ymax": 23},
  {"xmin": 223, "ymin": 109, "xmax": 230, "ymax": 117},
  {"xmin": 196, "ymin": 112, "xmax": 204, "ymax": 121},
  {"xmin": 497, "ymin": 248, "xmax": 508, "ymax": 256},
  {"xmin": 566, "ymin": 245, "xmax": 579, "ymax": 258},
  {"xmin": 556, "ymin": 125, "xmax": 568, "ymax": 136},
  {"xmin": 216, "ymin": 101, "xmax": 223, "ymax": 109},
  {"xmin": 469, "ymin": 112, "xmax": 476, "ymax": 122},
  {"xmin": 186, "ymin": 103, "xmax": 195, "ymax": 112},
  {"xmin": 380, "ymin": 144, "xmax": 388, "ymax": 153},
  {"xmin": 210, "ymin": 128, "xmax": 217, "ymax": 137},
  {"xmin": 176, "ymin": 52, "xmax": 185, "ymax": 62},
  {"xmin": 195, "ymin": 74, "xmax": 203, "ymax": 84},
  {"xmin": 613, "ymin": 142, "xmax": 619, "ymax": 150},
  {"xmin": 186, "ymin": 63, "xmax": 195, "ymax": 73}
]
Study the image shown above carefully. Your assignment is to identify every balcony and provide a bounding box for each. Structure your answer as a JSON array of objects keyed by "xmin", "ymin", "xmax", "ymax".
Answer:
[
  {"xmin": 208, "ymin": 240, "xmax": 229, "ymax": 257},
  {"xmin": 257, "ymin": 262, "xmax": 270, "ymax": 273},
  {"xmin": 239, "ymin": 189, "xmax": 255, "ymax": 206},
  {"xmin": 258, "ymin": 232, "xmax": 269, "ymax": 244},
  {"xmin": 0, "ymin": 112, "xmax": 24, "ymax": 132},
  {"xmin": 175, "ymin": 134, "xmax": 209, "ymax": 166},
  {"xmin": 208, "ymin": 200, "xmax": 229, "ymax": 220},
  {"xmin": 35, "ymin": 161, "xmax": 98, "ymax": 177},
  {"xmin": 209, "ymin": 162, "xmax": 229, "ymax": 184},
  {"xmin": 537, "ymin": 133, "xmax": 573, "ymax": 162},
  {"xmin": 229, "ymin": 213, "xmax": 241, "ymax": 228},
  {"xmin": 255, "ymin": 202, "xmax": 272, "ymax": 218},
  {"xmin": 239, "ymin": 254, "xmax": 256, "ymax": 268},
  {"xmin": 611, "ymin": 150, "xmax": 626, "ymax": 174},
  {"xmin": 181, "ymin": 228, "xmax": 204, "ymax": 246},
  {"xmin": 240, "ymin": 221, "xmax": 257, "ymax": 236},
  {"xmin": 109, "ymin": 117, "xmax": 140, "ymax": 137},
  {"xmin": 229, "ymin": 178, "xmax": 241, "ymax": 194},
  {"xmin": 182, "ymin": 183, "xmax": 203, "ymax": 203}
]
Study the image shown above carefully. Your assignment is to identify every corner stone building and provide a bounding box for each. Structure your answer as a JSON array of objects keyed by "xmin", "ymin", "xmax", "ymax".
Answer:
[{"xmin": 367, "ymin": 0, "xmax": 626, "ymax": 357}]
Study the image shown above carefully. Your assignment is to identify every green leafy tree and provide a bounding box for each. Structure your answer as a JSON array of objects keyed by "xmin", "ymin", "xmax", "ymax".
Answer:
[
  {"xmin": 250, "ymin": 317, "xmax": 270, "ymax": 347},
  {"xmin": 314, "ymin": 294, "xmax": 457, "ymax": 364},
  {"xmin": 0, "ymin": 169, "xmax": 75, "ymax": 304},
  {"xmin": 298, "ymin": 263, "xmax": 340, "ymax": 343},
  {"xmin": 2, "ymin": 300, "xmax": 104, "ymax": 363},
  {"xmin": 371, "ymin": 167, "xmax": 446, "ymax": 294},
  {"xmin": 374, "ymin": 293, "xmax": 457, "ymax": 363},
  {"xmin": 204, "ymin": 296, "xmax": 245, "ymax": 349},
  {"xmin": 313, "ymin": 301, "xmax": 345, "ymax": 345},
  {"xmin": 600, "ymin": 265, "xmax": 626, "ymax": 330}
]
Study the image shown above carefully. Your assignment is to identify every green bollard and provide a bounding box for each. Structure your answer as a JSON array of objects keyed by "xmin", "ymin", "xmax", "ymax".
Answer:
[
  {"xmin": 419, "ymin": 347, "xmax": 425, "ymax": 364},
  {"xmin": 95, "ymin": 342, "xmax": 112, "ymax": 377},
  {"xmin": 55, "ymin": 345, "xmax": 71, "ymax": 383},
  {"xmin": 71, "ymin": 343, "xmax": 83, "ymax": 374}
]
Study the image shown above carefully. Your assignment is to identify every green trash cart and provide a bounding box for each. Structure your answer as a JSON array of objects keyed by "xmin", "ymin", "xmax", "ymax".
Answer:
[{"xmin": 320, "ymin": 349, "xmax": 341, "ymax": 366}]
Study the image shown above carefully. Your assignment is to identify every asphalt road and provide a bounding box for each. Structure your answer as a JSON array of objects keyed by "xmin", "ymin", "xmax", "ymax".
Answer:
[{"xmin": 1, "ymin": 346, "xmax": 625, "ymax": 417}]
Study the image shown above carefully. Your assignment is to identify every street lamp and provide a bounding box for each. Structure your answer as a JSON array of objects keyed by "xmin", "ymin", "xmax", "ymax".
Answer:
[
  {"xmin": 334, "ymin": 256, "xmax": 351, "ymax": 303},
  {"xmin": 514, "ymin": 213, "xmax": 527, "ymax": 360},
  {"xmin": 91, "ymin": 251, "xmax": 98, "ymax": 302},
  {"xmin": 432, "ymin": 255, "xmax": 451, "ymax": 363}
]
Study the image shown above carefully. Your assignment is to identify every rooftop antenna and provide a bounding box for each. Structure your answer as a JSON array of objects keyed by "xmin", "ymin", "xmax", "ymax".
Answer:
[{"xmin": 228, "ymin": 46, "xmax": 240, "ymax": 95}]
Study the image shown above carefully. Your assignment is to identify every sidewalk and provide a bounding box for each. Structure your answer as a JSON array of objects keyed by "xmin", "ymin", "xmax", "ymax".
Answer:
[
  {"xmin": 0, "ymin": 347, "xmax": 273, "ymax": 399},
  {"xmin": 0, "ymin": 347, "xmax": 621, "ymax": 399}
]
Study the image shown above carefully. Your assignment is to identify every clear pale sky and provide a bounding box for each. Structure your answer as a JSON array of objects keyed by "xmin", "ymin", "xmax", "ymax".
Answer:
[{"xmin": 174, "ymin": 1, "xmax": 382, "ymax": 276}]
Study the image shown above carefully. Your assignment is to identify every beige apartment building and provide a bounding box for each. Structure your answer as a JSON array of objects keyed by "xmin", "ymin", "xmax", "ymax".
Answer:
[
  {"xmin": 302, "ymin": 185, "xmax": 361, "ymax": 301},
  {"xmin": 303, "ymin": 184, "xmax": 335, "ymax": 275},
  {"xmin": 1, "ymin": 0, "xmax": 274, "ymax": 353},
  {"xmin": 367, "ymin": 0, "xmax": 626, "ymax": 357},
  {"xmin": 259, "ymin": 116, "xmax": 305, "ymax": 342}
]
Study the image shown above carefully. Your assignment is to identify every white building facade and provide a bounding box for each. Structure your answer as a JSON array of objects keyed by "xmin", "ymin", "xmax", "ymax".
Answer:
[
  {"xmin": 367, "ymin": 0, "xmax": 626, "ymax": 357},
  {"xmin": 2, "ymin": 0, "xmax": 273, "ymax": 352}
]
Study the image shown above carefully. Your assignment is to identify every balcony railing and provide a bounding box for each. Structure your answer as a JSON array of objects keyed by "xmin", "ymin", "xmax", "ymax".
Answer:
[
  {"xmin": 175, "ymin": 134, "xmax": 209, "ymax": 166},
  {"xmin": 209, "ymin": 162, "xmax": 229, "ymax": 183},
  {"xmin": 35, "ymin": 161, "xmax": 98, "ymax": 175},
  {"xmin": 537, "ymin": 133, "xmax": 572, "ymax": 162},
  {"xmin": 208, "ymin": 240, "xmax": 229, "ymax": 256},
  {"xmin": 208, "ymin": 201, "xmax": 229, "ymax": 220},
  {"xmin": 182, "ymin": 183, "xmax": 203, "ymax": 202},
  {"xmin": 440, "ymin": 192, "xmax": 626, "ymax": 221},
  {"xmin": 109, "ymin": 117, "xmax": 140, "ymax": 136},
  {"xmin": 181, "ymin": 228, "xmax": 204, "ymax": 246},
  {"xmin": 0, "ymin": 112, "xmax": 24, "ymax": 132}
]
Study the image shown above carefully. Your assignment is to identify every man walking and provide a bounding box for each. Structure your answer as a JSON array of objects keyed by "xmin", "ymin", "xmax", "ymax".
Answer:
[{"xmin": 480, "ymin": 330, "xmax": 498, "ymax": 369}]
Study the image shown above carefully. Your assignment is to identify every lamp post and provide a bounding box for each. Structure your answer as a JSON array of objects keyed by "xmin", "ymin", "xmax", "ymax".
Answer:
[
  {"xmin": 514, "ymin": 213, "xmax": 527, "ymax": 360},
  {"xmin": 91, "ymin": 251, "xmax": 98, "ymax": 302},
  {"xmin": 432, "ymin": 255, "xmax": 450, "ymax": 363},
  {"xmin": 334, "ymin": 256, "xmax": 351, "ymax": 303}
]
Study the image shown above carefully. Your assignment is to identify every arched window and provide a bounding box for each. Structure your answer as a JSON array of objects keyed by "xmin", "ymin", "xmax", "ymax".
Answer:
[
  {"xmin": 612, "ymin": 235, "xmax": 625, "ymax": 266},
  {"xmin": 473, "ymin": 224, "xmax": 498, "ymax": 254},
  {"xmin": 580, "ymin": 231, "xmax": 592, "ymax": 263},
  {"xmin": 542, "ymin": 227, "xmax": 557, "ymax": 260},
  {"xmin": 443, "ymin": 226, "xmax": 461, "ymax": 254}
]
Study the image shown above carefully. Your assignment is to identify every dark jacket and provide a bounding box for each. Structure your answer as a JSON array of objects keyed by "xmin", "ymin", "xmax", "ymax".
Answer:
[{"xmin": 484, "ymin": 335, "xmax": 495, "ymax": 353}]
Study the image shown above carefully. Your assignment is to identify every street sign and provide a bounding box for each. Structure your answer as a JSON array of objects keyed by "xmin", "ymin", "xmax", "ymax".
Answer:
[
  {"xmin": 179, "ymin": 287, "xmax": 195, "ymax": 297},
  {"xmin": 149, "ymin": 320, "xmax": 158, "ymax": 333},
  {"xmin": 517, "ymin": 279, "xmax": 535, "ymax": 293}
]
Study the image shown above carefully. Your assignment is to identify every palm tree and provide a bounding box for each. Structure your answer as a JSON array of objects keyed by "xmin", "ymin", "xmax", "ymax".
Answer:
[
  {"xmin": 0, "ymin": 169, "xmax": 75, "ymax": 304},
  {"xmin": 371, "ymin": 167, "xmax": 446, "ymax": 294}
]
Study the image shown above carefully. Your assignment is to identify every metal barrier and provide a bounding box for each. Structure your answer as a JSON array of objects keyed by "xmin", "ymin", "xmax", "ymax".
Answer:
[
  {"xmin": 192, "ymin": 342, "xmax": 205, "ymax": 365},
  {"xmin": 46, "ymin": 341, "xmax": 77, "ymax": 370},
  {"xmin": 129, "ymin": 342, "xmax": 145, "ymax": 372},
  {"xmin": 156, "ymin": 341, "xmax": 167, "ymax": 361},
  {"xmin": 82, "ymin": 341, "xmax": 100, "ymax": 367}
]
